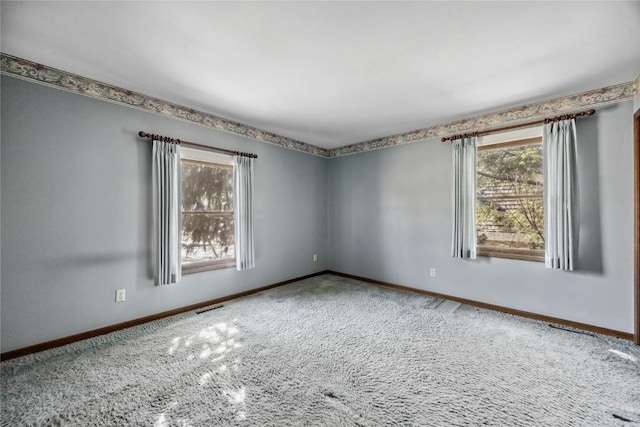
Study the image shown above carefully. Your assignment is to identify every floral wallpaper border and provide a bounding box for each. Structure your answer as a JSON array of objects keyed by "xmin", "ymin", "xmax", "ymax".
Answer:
[
  {"xmin": 328, "ymin": 79, "xmax": 638, "ymax": 157},
  {"xmin": 2, "ymin": 53, "xmax": 637, "ymax": 158},
  {"xmin": 0, "ymin": 53, "xmax": 330, "ymax": 157}
]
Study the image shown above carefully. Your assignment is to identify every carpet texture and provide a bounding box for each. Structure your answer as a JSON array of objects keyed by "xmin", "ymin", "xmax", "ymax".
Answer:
[{"xmin": 2, "ymin": 274, "xmax": 639, "ymax": 426}]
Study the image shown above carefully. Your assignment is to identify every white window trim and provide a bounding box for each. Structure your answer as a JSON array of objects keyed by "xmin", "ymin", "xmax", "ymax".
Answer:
[
  {"xmin": 478, "ymin": 125, "xmax": 543, "ymax": 147},
  {"xmin": 476, "ymin": 125, "xmax": 545, "ymax": 263},
  {"xmin": 180, "ymin": 146, "xmax": 233, "ymax": 165},
  {"xmin": 180, "ymin": 146, "xmax": 235, "ymax": 275}
]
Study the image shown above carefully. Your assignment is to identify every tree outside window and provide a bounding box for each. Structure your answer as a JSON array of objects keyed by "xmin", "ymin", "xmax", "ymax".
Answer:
[
  {"xmin": 476, "ymin": 136, "xmax": 544, "ymax": 262},
  {"xmin": 180, "ymin": 149, "xmax": 236, "ymax": 273}
]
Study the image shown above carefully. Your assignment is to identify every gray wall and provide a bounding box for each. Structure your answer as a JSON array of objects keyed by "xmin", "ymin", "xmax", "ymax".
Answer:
[
  {"xmin": 328, "ymin": 101, "xmax": 635, "ymax": 333},
  {"xmin": 1, "ymin": 77, "xmax": 328, "ymax": 352},
  {"xmin": 2, "ymin": 74, "xmax": 636, "ymax": 353}
]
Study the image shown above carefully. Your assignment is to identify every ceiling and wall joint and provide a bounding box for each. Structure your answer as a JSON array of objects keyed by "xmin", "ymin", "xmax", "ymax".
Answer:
[{"xmin": 2, "ymin": 53, "xmax": 636, "ymax": 158}]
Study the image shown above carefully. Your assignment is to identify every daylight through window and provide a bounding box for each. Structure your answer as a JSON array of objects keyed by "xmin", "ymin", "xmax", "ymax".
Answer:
[
  {"xmin": 476, "ymin": 128, "xmax": 544, "ymax": 262},
  {"xmin": 180, "ymin": 147, "xmax": 235, "ymax": 274}
]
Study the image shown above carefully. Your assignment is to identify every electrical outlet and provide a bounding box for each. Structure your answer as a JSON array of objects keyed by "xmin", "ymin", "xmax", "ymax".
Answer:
[
  {"xmin": 115, "ymin": 289, "xmax": 126, "ymax": 302},
  {"xmin": 430, "ymin": 268, "xmax": 436, "ymax": 277},
  {"xmin": 313, "ymin": 254, "xmax": 318, "ymax": 262}
]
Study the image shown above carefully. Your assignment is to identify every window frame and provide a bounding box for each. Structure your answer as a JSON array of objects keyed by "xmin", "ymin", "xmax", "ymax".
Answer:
[
  {"xmin": 476, "ymin": 135, "xmax": 545, "ymax": 263},
  {"xmin": 179, "ymin": 147, "xmax": 236, "ymax": 275}
]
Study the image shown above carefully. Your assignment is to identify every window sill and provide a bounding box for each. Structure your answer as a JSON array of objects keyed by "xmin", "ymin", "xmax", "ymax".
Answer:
[
  {"xmin": 182, "ymin": 259, "xmax": 236, "ymax": 275},
  {"xmin": 477, "ymin": 247, "xmax": 544, "ymax": 263}
]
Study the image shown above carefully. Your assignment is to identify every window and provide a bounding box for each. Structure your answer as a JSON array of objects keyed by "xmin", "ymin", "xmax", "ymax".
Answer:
[
  {"xmin": 180, "ymin": 147, "xmax": 235, "ymax": 274},
  {"xmin": 476, "ymin": 127, "xmax": 544, "ymax": 262}
]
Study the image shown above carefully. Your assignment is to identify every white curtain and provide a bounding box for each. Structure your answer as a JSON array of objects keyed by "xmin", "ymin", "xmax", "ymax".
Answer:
[
  {"xmin": 152, "ymin": 140, "xmax": 181, "ymax": 285},
  {"xmin": 234, "ymin": 155, "xmax": 255, "ymax": 270},
  {"xmin": 543, "ymin": 119, "xmax": 579, "ymax": 270},
  {"xmin": 451, "ymin": 136, "xmax": 477, "ymax": 259}
]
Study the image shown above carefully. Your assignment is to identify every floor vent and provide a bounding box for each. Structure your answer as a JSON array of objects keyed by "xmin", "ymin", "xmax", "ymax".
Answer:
[
  {"xmin": 612, "ymin": 413, "xmax": 632, "ymax": 422},
  {"xmin": 548, "ymin": 324, "xmax": 597, "ymax": 337},
  {"xmin": 196, "ymin": 305, "xmax": 224, "ymax": 314}
]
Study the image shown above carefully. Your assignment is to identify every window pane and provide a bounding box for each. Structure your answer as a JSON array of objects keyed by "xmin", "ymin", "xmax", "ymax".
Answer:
[
  {"xmin": 181, "ymin": 158, "xmax": 235, "ymax": 267},
  {"xmin": 477, "ymin": 143, "xmax": 544, "ymax": 251},
  {"xmin": 181, "ymin": 214, "xmax": 235, "ymax": 264},
  {"xmin": 182, "ymin": 161, "xmax": 233, "ymax": 213}
]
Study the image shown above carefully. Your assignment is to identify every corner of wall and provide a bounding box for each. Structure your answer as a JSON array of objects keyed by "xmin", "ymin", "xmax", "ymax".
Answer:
[{"xmin": 634, "ymin": 73, "xmax": 640, "ymax": 113}]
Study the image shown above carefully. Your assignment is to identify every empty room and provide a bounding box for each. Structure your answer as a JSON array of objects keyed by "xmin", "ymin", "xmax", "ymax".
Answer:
[{"xmin": 1, "ymin": 1, "xmax": 639, "ymax": 425}]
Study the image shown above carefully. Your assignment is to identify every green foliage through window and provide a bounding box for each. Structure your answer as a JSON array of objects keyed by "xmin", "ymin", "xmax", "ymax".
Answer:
[{"xmin": 477, "ymin": 140, "xmax": 544, "ymax": 254}]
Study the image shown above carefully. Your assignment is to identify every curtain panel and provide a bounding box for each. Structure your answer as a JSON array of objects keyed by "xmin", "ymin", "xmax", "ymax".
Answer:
[
  {"xmin": 234, "ymin": 155, "xmax": 255, "ymax": 270},
  {"xmin": 451, "ymin": 136, "xmax": 477, "ymax": 259},
  {"xmin": 543, "ymin": 119, "xmax": 579, "ymax": 271},
  {"xmin": 152, "ymin": 140, "xmax": 182, "ymax": 285}
]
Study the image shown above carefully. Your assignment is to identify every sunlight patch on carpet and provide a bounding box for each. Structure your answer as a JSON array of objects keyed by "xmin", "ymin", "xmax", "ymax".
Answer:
[{"xmin": 609, "ymin": 349, "xmax": 638, "ymax": 362}]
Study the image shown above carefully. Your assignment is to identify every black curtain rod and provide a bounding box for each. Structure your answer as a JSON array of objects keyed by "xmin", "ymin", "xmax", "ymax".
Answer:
[
  {"xmin": 441, "ymin": 109, "xmax": 596, "ymax": 142},
  {"xmin": 138, "ymin": 131, "xmax": 258, "ymax": 158}
]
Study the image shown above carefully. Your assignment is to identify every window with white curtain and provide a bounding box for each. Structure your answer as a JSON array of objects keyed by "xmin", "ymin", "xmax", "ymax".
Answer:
[
  {"xmin": 476, "ymin": 126, "xmax": 545, "ymax": 262},
  {"xmin": 180, "ymin": 147, "xmax": 236, "ymax": 274}
]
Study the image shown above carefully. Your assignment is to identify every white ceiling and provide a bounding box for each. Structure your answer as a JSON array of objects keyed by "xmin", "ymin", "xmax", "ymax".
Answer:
[{"xmin": 2, "ymin": 1, "xmax": 639, "ymax": 150}]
